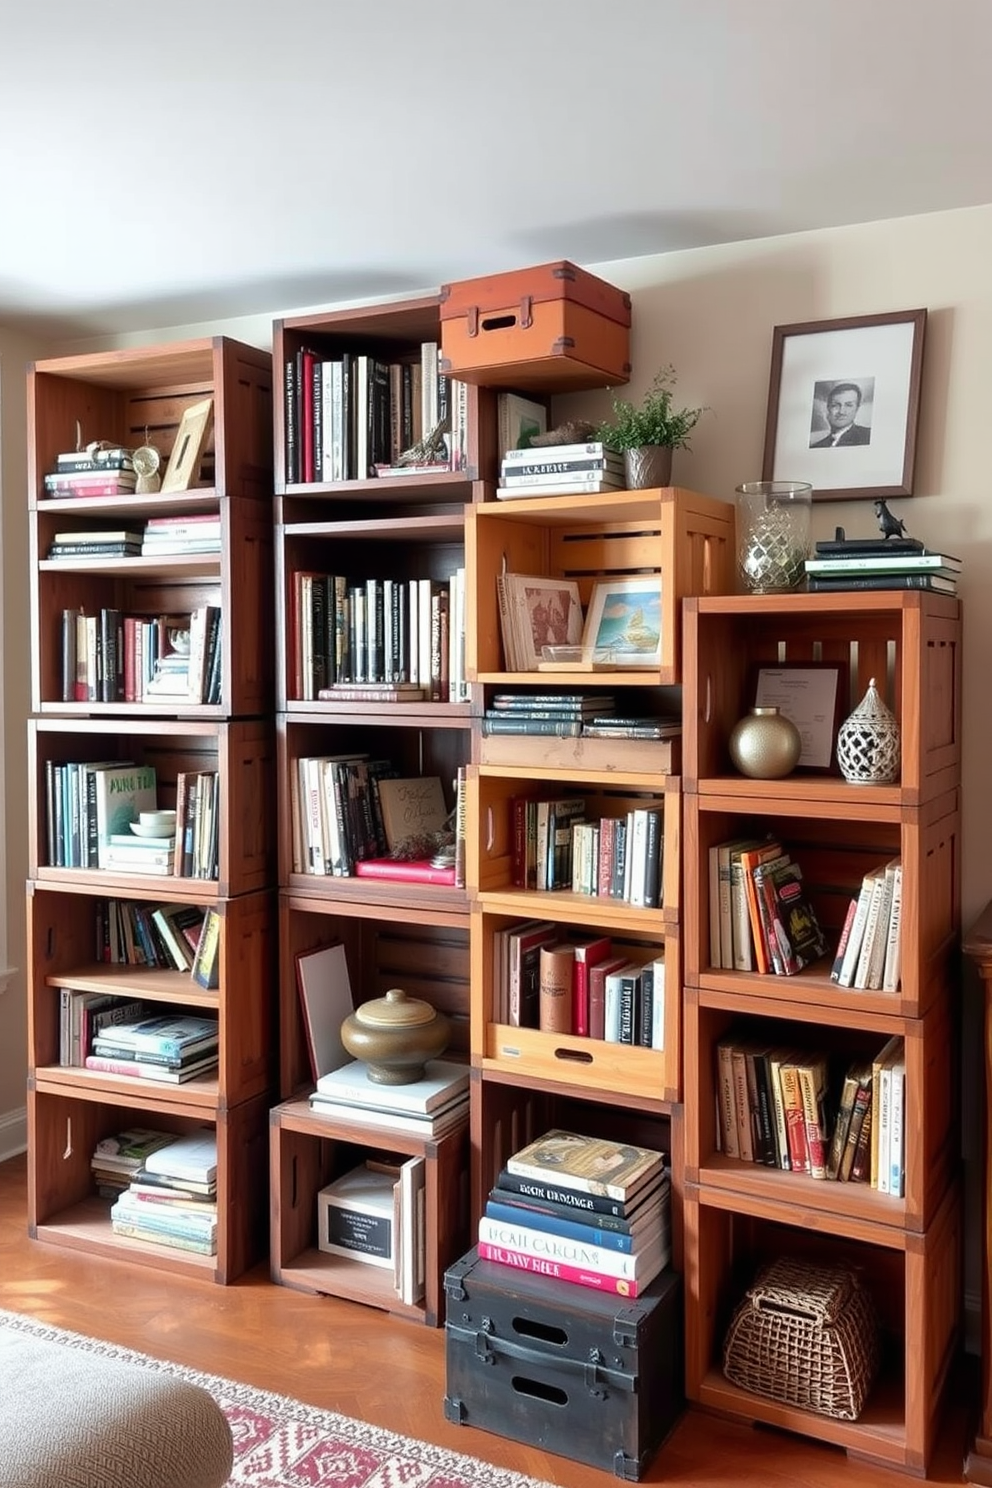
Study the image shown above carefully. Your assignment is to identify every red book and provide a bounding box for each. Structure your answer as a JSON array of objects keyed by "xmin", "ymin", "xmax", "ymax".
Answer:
[
  {"xmin": 354, "ymin": 858, "xmax": 456, "ymax": 885},
  {"xmin": 477, "ymin": 1241, "xmax": 653, "ymax": 1297},
  {"xmin": 587, "ymin": 955, "xmax": 628, "ymax": 1042},
  {"xmin": 572, "ymin": 936, "xmax": 612, "ymax": 1036}
]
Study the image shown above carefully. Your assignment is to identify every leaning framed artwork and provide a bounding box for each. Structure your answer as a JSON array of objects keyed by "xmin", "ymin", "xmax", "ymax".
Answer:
[
  {"xmin": 761, "ymin": 309, "xmax": 926, "ymax": 502},
  {"xmin": 161, "ymin": 396, "xmax": 214, "ymax": 494},
  {"xmin": 581, "ymin": 575, "xmax": 662, "ymax": 667}
]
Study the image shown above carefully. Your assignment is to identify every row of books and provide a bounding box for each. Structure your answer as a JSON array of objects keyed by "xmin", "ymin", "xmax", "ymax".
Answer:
[
  {"xmin": 492, "ymin": 920, "xmax": 665, "ymax": 1045},
  {"xmin": 708, "ymin": 835, "xmax": 828, "ymax": 976},
  {"xmin": 48, "ymin": 513, "xmax": 222, "ymax": 560},
  {"xmin": 43, "ymin": 760, "xmax": 220, "ymax": 879},
  {"xmin": 803, "ymin": 535, "xmax": 961, "ymax": 595},
  {"xmin": 61, "ymin": 605, "xmax": 222, "ymax": 705},
  {"xmin": 291, "ymin": 570, "xmax": 468, "ymax": 703},
  {"xmin": 716, "ymin": 1035, "xmax": 907, "ymax": 1195},
  {"xmin": 44, "ymin": 467, "xmax": 138, "ymax": 498},
  {"xmin": 284, "ymin": 342, "xmax": 467, "ymax": 484},
  {"xmin": 831, "ymin": 859, "xmax": 902, "ymax": 991},
  {"xmin": 100, "ymin": 1130, "xmax": 219, "ymax": 1255},
  {"xmin": 93, "ymin": 899, "xmax": 220, "ymax": 986},
  {"xmin": 477, "ymin": 1129, "xmax": 671, "ymax": 1298},
  {"xmin": 496, "ymin": 441, "xmax": 625, "ymax": 501},
  {"xmin": 511, "ymin": 795, "xmax": 663, "ymax": 908},
  {"xmin": 64, "ymin": 1003, "xmax": 220, "ymax": 1085}
]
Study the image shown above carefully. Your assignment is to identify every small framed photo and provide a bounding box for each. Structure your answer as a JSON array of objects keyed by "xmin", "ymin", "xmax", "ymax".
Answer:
[
  {"xmin": 502, "ymin": 573, "xmax": 583, "ymax": 671},
  {"xmin": 761, "ymin": 309, "xmax": 926, "ymax": 502},
  {"xmin": 161, "ymin": 396, "xmax": 214, "ymax": 494},
  {"xmin": 581, "ymin": 576, "xmax": 662, "ymax": 668},
  {"xmin": 752, "ymin": 662, "xmax": 847, "ymax": 772}
]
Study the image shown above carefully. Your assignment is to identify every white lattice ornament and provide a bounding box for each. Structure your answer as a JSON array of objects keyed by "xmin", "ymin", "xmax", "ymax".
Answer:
[{"xmin": 836, "ymin": 677, "xmax": 901, "ymax": 785}]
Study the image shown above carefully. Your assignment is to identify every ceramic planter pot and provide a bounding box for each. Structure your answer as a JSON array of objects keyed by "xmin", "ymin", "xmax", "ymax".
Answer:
[
  {"xmin": 340, "ymin": 987, "xmax": 451, "ymax": 1084},
  {"xmin": 623, "ymin": 445, "xmax": 673, "ymax": 489}
]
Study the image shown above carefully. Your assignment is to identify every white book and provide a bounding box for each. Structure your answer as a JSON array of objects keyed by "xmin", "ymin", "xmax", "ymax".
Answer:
[
  {"xmin": 144, "ymin": 1132, "xmax": 218, "ymax": 1185},
  {"xmin": 477, "ymin": 1215, "xmax": 667, "ymax": 1280},
  {"xmin": 853, "ymin": 870, "xmax": 887, "ymax": 989},
  {"xmin": 308, "ymin": 1093, "xmax": 469, "ymax": 1139},
  {"xmin": 398, "ymin": 1155, "xmax": 426, "ymax": 1303},
  {"xmin": 501, "ymin": 441, "xmax": 616, "ymax": 467},
  {"xmin": 882, "ymin": 861, "xmax": 904, "ymax": 992},
  {"xmin": 876, "ymin": 1057, "xmax": 892, "ymax": 1194},
  {"xmin": 805, "ymin": 553, "xmax": 960, "ymax": 575},
  {"xmin": 314, "ymin": 1058, "xmax": 468, "ymax": 1114},
  {"xmin": 649, "ymin": 956, "xmax": 666, "ymax": 1050},
  {"xmin": 603, "ymin": 964, "xmax": 630, "ymax": 1043},
  {"xmin": 867, "ymin": 859, "xmax": 899, "ymax": 990},
  {"xmin": 837, "ymin": 871, "xmax": 878, "ymax": 987}
]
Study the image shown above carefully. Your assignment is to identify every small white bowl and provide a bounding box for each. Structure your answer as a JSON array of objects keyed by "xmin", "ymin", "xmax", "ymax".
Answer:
[
  {"xmin": 138, "ymin": 809, "xmax": 177, "ymax": 831},
  {"xmin": 130, "ymin": 821, "xmax": 175, "ymax": 840}
]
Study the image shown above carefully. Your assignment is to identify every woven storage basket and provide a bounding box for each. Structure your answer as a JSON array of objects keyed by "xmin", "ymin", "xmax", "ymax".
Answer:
[{"xmin": 722, "ymin": 1258, "xmax": 879, "ymax": 1420}]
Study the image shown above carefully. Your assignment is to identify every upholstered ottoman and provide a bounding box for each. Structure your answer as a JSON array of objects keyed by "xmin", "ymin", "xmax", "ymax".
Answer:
[{"xmin": 0, "ymin": 1328, "xmax": 233, "ymax": 1488}]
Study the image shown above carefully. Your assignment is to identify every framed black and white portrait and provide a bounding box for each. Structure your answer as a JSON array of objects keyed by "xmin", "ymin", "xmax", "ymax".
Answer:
[{"xmin": 761, "ymin": 309, "xmax": 926, "ymax": 502}]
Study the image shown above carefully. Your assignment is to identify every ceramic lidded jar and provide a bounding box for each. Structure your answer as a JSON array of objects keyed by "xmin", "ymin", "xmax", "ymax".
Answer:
[
  {"xmin": 728, "ymin": 705, "xmax": 802, "ymax": 780},
  {"xmin": 340, "ymin": 988, "xmax": 451, "ymax": 1085},
  {"xmin": 836, "ymin": 678, "xmax": 901, "ymax": 785}
]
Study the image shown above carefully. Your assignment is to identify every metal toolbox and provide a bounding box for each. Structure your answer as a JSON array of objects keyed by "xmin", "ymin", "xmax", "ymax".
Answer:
[{"xmin": 443, "ymin": 1249, "xmax": 683, "ymax": 1480}]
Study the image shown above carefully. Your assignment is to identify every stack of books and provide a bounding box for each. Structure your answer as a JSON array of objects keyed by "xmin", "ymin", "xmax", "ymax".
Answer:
[
  {"xmin": 477, "ymin": 1129, "xmax": 671, "ymax": 1297},
  {"xmin": 43, "ymin": 447, "xmax": 137, "ymax": 499},
  {"xmin": 141, "ymin": 512, "xmax": 222, "ymax": 556},
  {"xmin": 482, "ymin": 692, "xmax": 616, "ymax": 738},
  {"xmin": 496, "ymin": 442, "xmax": 625, "ymax": 501},
  {"xmin": 111, "ymin": 1131, "xmax": 219, "ymax": 1254},
  {"xmin": 84, "ymin": 1013, "xmax": 220, "ymax": 1084},
  {"xmin": 48, "ymin": 528, "xmax": 144, "ymax": 559},
  {"xmin": 804, "ymin": 536, "xmax": 961, "ymax": 594},
  {"xmin": 90, "ymin": 1126, "xmax": 178, "ymax": 1197},
  {"xmin": 308, "ymin": 1057, "xmax": 469, "ymax": 1138}
]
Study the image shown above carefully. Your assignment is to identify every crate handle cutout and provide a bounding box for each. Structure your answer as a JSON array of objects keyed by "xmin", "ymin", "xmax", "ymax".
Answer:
[
  {"xmin": 512, "ymin": 1315, "xmax": 569, "ymax": 1348},
  {"xmin": 553, "ymin": 1045, "xmax": 594, "ymax": 1064},
  {"xmin": 471, "ymin": 297, "xmax": 534, "ymax": 337},
  {"xmin": 511, "ymin": 1375, "xmax": 569, "ymax": 1407},
  {"xmin": 63, "ymin": 1116, "xmax": 73, "ymax": 1161},
  {"xmin": 485, "ymin": 806, "xmax": 495, "ymax": 854}
]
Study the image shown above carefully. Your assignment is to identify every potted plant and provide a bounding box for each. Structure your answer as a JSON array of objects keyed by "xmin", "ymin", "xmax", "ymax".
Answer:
[{"xmin": 596, "ymin": 364, "xmax": 706, "ymax": 489}]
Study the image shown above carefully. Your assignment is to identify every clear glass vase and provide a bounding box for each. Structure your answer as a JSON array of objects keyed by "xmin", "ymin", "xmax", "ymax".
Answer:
[{"xmin": 736, "ymin": 481, "xmax": 813, "ymax": 593}]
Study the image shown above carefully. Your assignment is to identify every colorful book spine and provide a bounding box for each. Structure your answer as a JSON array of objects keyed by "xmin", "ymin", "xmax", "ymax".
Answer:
[
  {"xmin": 483, "ymin": 1201, "xmax": 643, "ymax": 1253},
  {"xmin": 476, "ymin": 1241, "xmax": 660, "ymax": 1297}
]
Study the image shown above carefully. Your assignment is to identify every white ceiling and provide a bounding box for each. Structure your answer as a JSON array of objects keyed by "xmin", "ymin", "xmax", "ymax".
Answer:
[{"xmin": 3, "ymin": 0, "xmax": 992, "ymax": 338}]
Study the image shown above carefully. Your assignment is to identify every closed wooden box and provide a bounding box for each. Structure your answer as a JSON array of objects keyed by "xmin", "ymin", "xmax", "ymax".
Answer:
[
  {"xmin": 439, "ymin": 260, "xmax": 632, "ymax": 391},
  {"xmin": 443, "ymin": 1249, "xmax": 683, "ymax": 1479}
]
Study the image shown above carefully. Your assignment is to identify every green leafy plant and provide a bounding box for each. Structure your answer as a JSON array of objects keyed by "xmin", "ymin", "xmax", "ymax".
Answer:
[{"xmin": 596, "ymin": 364, "xmax": 706, "ymax": 452}]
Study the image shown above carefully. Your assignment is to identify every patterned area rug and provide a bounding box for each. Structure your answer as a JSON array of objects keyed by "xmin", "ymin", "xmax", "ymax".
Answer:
[{"xmin": 0, "ymin": 1307, "xmax": 556, "ymax": 1488}]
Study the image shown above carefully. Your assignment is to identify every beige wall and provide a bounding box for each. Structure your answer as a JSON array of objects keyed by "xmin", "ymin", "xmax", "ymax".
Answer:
[{"xmin": 9, "ymin": 201, "xmax": 987, "ymax": 1325}]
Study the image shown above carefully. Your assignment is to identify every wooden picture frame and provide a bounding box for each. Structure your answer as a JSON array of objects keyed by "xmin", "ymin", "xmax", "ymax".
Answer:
[
  {"xmin": 580, "ymin": 575, "xmax": 663, "ymax": 668},
  {"xmin": 161, "ymin": 396, "xmax": 214, "ymax": 493},
  {"xmin": 761, "ymin": 309, "xmax": 926, "ymax": 502},
  {"xmin": 751, "ymin": 661, "xmax": 848, "ymax": 772}
]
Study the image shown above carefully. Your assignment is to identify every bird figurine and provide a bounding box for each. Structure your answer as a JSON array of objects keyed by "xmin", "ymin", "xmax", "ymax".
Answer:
[{"xmin": 874, "ymin": 499, "xmax": 908, "ymax": 539}]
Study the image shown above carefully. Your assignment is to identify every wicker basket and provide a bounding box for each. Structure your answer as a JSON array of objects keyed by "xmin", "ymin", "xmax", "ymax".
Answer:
[{"xmin": 722, "ymin": 1258, "xmax": 880, "ymax": 1420}]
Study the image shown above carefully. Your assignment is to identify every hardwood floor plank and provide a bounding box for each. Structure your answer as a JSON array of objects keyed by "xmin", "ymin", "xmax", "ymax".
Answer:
[{"xmin": 0, "ymin": 1154, "xmax": 972, "ymax": 1486}]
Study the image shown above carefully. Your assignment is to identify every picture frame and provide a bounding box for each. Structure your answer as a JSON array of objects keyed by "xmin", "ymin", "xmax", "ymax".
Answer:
[
  {"xmin": 161, "ymin": 396, "xmax": 214, "ymax": 494},
  {"xmin": 580, "ymin": 575, "xmax": 663, "ymax": 668},
  {"xmin": 500, "ymin": 573, "xmax": 583, "ymax": 671},
  {"xmin": 752, "ymin": 661, "xmax": 847, "ymax": 772},
  {"xmin": 761, "ymin": 309, "xmax": 926, "ymax": 503}
]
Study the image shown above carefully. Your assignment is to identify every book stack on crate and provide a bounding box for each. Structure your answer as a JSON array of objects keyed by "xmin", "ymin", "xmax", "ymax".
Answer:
[
  {"xmin": 477, "ymin": 1130, "xmax": 671, "ymax": 1298},
  {"xmin": 708, "ymin": 835, "xmax": 829, "ymax": 975},
  {"xmin": 90, "ymin": 1126, "xmax": 179, "ymax": 1197},
  {"xmin": 804, "ymin": 536, "xmax": 961, "ymax": 594},
  {"xmin": 715, "ymin": 1034, "xmax": 907, "ymax": 1196},
  {"xmin": 43, "ymin": 446, "xmax": 136, "ymax": 499},
  {"xmin": 496, "ymin": 441, "xmax": 624, "ymax": 501},
  {"xmin": 831, "ymin": 857, "xmax": 902, "ymax": 992},
  {"xmin": 48, "ymin": 527, "xmax": 144, "ymax": 560},
  {"xmin": 140, "ymin": 512, "xmax": 222, "ymax": 556},
  {"xmin": 293, "ymin": 568, "xmax": 467, "ymax": 704},
  {"xmin": 84, "ymin": 1012, "xmax": 220, "ymax": 1085},
  {"xmin": 510, "ymin": 795, "xmax": 663, "ymax": 908},
  {"xmin": 482, "ymin": 692, "xmax": 615, "ymax": 739},
  {"xmin": 493, "ymin": 921, "xmax": 667, "ymax": 1045},
  {"xmin": 308, "ymin": 1057, "xmax": 470, "ymax": 1140},
  {"xmin": 111, "ymin": 1131, "xmax": 219, "ymax": 1255}
]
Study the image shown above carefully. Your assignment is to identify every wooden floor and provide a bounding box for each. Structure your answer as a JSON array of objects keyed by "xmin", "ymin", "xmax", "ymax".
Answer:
[{"xmin": 0, "ymin": 1152, "xmax": 974, "ymax": 1487}]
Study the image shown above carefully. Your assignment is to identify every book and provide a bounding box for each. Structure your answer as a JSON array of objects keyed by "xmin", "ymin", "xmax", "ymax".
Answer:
[
  {"xmin": 484, "ymin": 1196, "xmax": 666, "ymax": 1252},
  {"xmin": 83, "ymin": 1053, "xmax": 218, "ymax": 1082},
  {"xmin": 317, "ymin": 1162, "xmax": 397, "ymax": 1268},
  {"xmin": 109, "ymin": 1218, "xmax": 217, "ymax": 1255},
  {"xmin": 538, "ymin": 942, "xmax": 575, "ymax": 1033},
  {"xmin": 93, "ymin": 763, "xmax": 158, "ymax": 869},
  {"xmin": 836, "ymin": 869, "xmax": 881, "ymax": 987},
  {"xmin": 813, "ymin": 537, "xmax": 925, "ymax": 557},
  {"xmin": 494, "ymin": 1166, "xmax": 665, "ymax": 1218},
  {"xmin": 501, "ymin": 441, "xmax": 616, "ymax": 467},
  {"xmin": 294, "ymin": 941, "xmax": 354, "ymax": 1080},
  {"xmin": 881, "ymin": 860, "xmax": 904, "ymax": 992},
  {"xmin": 496, "ymin": 476, "xmax": 624, "ymax": 499},
  {"xmin": 190, "ymin": 908, "xmax": 222, "ymax": 990},
  {"xmin": 143, "ymin": 1131, "xmax": 218, "ymax": 1185},
  {"xmin": 805, "ymin": 553, "xmax": 960, "ymax": 576},
  {"xmin": 314, "ymin": 1057, "xmax": 468, "ymax": 1114},
  {"xmin": 353, "ymin": 858, "xmax": 457, "ymax": 885},
  {"xmin": 765, "ymin": 860, "xmax": 829, "ymax": 973},
  {"xmin": 398, "ymin": 1155, "xmax": 427, "ymax": 1303},
  {"xmin": 475, "ymin": 1240, "xmax": 664, "ymax": 1298},
  {"xmin": 91, "ymin": 1128, "xmax": 177, "ymax": 1174},
  {"xmin": 307, "ymin": 1093, "xmax": 469, "ymax": 1139},
  {"xmin": 839, "ymin": 1070, "xmax": 874, "ymax": 1182},
  {"xmin": 505, "ymin": 1129, "xmax": 665, "ymax": 1202},
  {"xmin": 375, "ymin": 776, "xmax": 449, "ymax": 852},
  {"xmin": 55, "ymin": 448, "xmax": 135, "ymax": 472},
  {"xmin": 499, "ymin": 573, "xmax": 584, "ymax": 671},
  {"xmin": 806, "ymin": 573, "xmax": 957, "ymax": 593},
  {"xmin": 501, "ymin": 456, "xmax": 623, "ymax": 480},
  {"xmin": 506, "ymin": 919, "xmax": 558, "ymax": 1027},
  {"xmin": 481, "ymin": 717, "xmax": 583, "ymax": 737},
  {"xmin": 476, "ymin": 1214, "xmax": 668, "ymax": 1281},
  {"xmin": 571, "ymin": 935, "xmax": 612, "ymax": 1036},
  {"xmin": 316, "ymin": 684, "xmax": 427, "ymax": 703},
  {"xmin": 496, "ymin": 392, "xmax": 548, "ymax": 460},
  {"xmin": 795, "ymin": 1056, "xmax": 831, "ymax": 1179}
]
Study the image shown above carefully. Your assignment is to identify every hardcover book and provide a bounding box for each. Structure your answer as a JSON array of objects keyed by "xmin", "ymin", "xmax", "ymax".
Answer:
[
  {"xmin": 314, "ymin": 1057, "xmax": 468, "ymax": 1114},
  {"xmin": 505, "ymin": 1129, "xmax": 665, "ymax": 1201},
  {"xmin": 94, "ymin": 763, "xmax": 157, "ymax": 869}
]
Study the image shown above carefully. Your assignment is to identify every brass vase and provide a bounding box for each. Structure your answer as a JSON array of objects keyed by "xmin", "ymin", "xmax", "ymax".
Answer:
[{"xmin": 728, "ymin": 706, "xmax": 802, "ymax": 779}]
